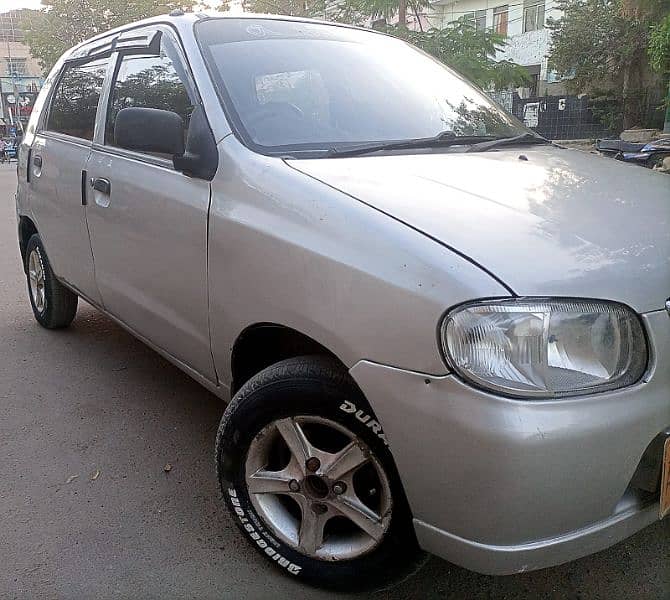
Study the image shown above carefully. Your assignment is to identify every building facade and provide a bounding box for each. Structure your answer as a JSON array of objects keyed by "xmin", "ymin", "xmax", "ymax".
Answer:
[
  {"xmin": 0, "ymin": 10, "xmax": 44, "ymax": 134},
  {"xmin": 426, "ymin": 0, "xmax": 566, "ymax": 96}
]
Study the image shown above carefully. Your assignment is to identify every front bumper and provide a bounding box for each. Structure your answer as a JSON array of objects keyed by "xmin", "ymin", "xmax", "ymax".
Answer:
[{"xmin": 350, "ymin": 309, "xmax": 670, "ymax": 575}]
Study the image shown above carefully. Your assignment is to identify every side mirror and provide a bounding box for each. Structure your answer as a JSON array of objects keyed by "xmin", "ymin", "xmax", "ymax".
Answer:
[{"xmin": 114, "ymin": 107, "xmax": 185, "ymax": 156}]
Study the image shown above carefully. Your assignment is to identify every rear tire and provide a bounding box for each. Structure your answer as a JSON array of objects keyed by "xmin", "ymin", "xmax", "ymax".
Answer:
[
  {"xmin": 25, "ymin": 234, "xmax": 78, "ymax": 329},
  {"xmin": 215, "ymin": 356, "xmax": 423, "ymax": 591}
]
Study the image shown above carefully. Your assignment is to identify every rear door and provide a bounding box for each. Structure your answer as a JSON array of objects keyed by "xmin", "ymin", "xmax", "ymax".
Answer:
[
  {"xmin": 28, "ymin": 57, "xmax": 110, "ymax": 304},
  {"xmin": 85, "ymin": 29, "xmax": 216, "ymax": 382}
]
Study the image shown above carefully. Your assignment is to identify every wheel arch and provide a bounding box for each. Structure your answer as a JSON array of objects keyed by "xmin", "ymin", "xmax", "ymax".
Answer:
[
  {"xmin": 230, "ymin": 322, "xmax": 350, "ymax": 395},
  {"xmin": 18, "ymin": 215, "xmax": 38, "ymax": 272}
]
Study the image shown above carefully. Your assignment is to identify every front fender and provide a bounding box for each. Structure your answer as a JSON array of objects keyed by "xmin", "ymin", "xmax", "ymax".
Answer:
[{"xmin": 207, "ymin": 137, "xmax": 509, "ymax": 386}]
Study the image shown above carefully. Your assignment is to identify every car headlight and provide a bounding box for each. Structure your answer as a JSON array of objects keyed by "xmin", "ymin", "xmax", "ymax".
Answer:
[{"xmin": 441, "ymin": 298, "xmax": 648, "ymax": 398}]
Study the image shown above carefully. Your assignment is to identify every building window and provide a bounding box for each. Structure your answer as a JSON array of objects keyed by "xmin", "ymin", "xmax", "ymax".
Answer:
[
  {"xmin": 0, "ymin": 11, "xmax": 24, "ymax": 43},
  {"xmin": 475, "ymin": 9, "xmax": 487, "ymax": 31},
  {"xmin": 493, "ymin": 5, "xmax": 509, "ymax": 37},
  {"xmin": 523, "ymin": 0, "xmax": 546, "ymax": 32},
  {"xmin": 524, "ymin": 64, "xmax": 541, "ymax": 97},
  {"xmin": 464, "ymin": 9, "xmax": 487, "ymax": 31},
  {"xmin": 5, "ymin": 57, "xmax": 26, "ymax": 77}
]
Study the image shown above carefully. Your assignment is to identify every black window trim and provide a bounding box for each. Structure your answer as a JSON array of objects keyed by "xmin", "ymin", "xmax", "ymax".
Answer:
[
  {"xmin": 38, "ymin": 24, "xmax": 167, "ymax": 138},
  {"xmin": 40, "ymin": 55, "xmax": 112, "ymax": 144},
  {"xmin": 96, "ymin": 25, "xmax": 204, "ymax": 169},
  {"xmin": 38, "ymin": 20, "xmax": 210, "ymax": 163},
  {"xmin": 73, "ymin": 29, "xmax": 162, "ymax": 62}
]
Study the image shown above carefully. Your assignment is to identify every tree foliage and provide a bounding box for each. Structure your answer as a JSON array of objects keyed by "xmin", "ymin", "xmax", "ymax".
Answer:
[
  {"xmin": 243, "ymin": 0, "xmax": 318, "ymax": 16},
  {"xmin": 548, "ymin": 0, "xmax": 669, "ymax": 128},
  {"xmin": 22, "ymin": 0, "xmax": 196, "ymax": 73},
  {"xmin": 340, "ymin": 0, "xmax": 426, "ymax": 23},
  {"xmin": 241, "ymin": 0, "xmax": 530, "ymax": 91},
  {"xmin": 243, "ymin": 0, "xmax": 424, "ymax": 24},
  {"xmin": 649, "ymin": 14, "xmax": 670, "ymax": 74},
  {"xmin": 384, "ymin": 19, "xmax": 530, "ymax": 90}
]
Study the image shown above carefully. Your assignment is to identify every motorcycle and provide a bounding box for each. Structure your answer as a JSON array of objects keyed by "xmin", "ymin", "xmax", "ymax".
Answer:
[{"xmin": 596, "ymin": 137, "xmax": 670, "ymax": 170}]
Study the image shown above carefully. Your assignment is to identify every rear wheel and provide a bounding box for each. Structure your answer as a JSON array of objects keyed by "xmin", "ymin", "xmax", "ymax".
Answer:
[
  {"xmin": 25, "ymin": 234, "xmax": 78, "ymax": 329},
  {"xmin": 216, "ymin": 356, "xmax": 423, "ymax": 590}
]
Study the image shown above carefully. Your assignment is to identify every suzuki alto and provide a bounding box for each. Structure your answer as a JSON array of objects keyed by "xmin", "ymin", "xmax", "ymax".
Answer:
[{"xmin": 16, "ymin": 13, "xmax": 670, "ymax": 589}]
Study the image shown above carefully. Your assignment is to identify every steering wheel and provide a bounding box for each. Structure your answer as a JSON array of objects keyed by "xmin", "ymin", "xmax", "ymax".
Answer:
[
  {"xmin": 246, "ymin": 102, "xmax": 308, "ymax": 143},
  {"xmin": 248, "ymin": 102, "xmax": 305, "ymax": 124}
]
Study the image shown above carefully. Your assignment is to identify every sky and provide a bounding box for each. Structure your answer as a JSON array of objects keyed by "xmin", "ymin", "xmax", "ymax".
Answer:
[
  {"xmin": 0, "ymin": 0, "xmax": 43, "ymax": 11},
  {"xmin": 0, "ymin": 0, "xmax": 244, "ymax": 13}
]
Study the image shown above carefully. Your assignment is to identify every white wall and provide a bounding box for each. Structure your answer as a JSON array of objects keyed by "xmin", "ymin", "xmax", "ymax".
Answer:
[
  {"xmin": 497, "ymin": 28, "xmax": 551, "ymax": 77},
  {"xmin": 426, "ymin": 0, "xmax": 562, "ymax": 78}
]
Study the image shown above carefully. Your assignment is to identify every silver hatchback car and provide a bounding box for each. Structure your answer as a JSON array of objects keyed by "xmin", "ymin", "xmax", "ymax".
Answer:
[{"xmin": 16, "ymin": 12, "xmax": 670, "ymax": 590}]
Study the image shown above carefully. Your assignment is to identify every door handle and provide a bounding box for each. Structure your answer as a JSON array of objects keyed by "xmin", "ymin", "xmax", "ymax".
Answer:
[
  {"xmin": 33, "ymin": 154, "xmax": 42, "ymax": 167},
  {"xmin": 81, "ymin": 170, "xmax": 88, "ymax": 206},
  {"xmin": 90, "ymin": 177, "xmax": 111, "ymax": 195}
]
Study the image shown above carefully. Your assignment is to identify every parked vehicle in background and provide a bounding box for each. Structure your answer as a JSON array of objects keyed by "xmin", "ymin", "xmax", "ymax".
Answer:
[
  {"xmin": 1, "ymin": 138, "xmax": 18, "ymax": 162},
  {"xmin": 14, "ymin": 13, "xmax": 670, "ymax": 591},
  {"xmin": 6, "ymin": 141, "xmax": 17, "ymax": 161},
  {"xmin": 597, "ymin": 137, "xmax": 670, "ymax": 170}
]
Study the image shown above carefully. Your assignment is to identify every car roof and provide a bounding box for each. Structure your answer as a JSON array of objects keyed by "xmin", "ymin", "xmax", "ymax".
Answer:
[{"xmin": 66, "ymin": 12, "xmax": 378, "ymax": 59}]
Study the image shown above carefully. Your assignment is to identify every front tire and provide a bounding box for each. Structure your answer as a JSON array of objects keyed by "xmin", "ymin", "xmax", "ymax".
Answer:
[
  {"xmin": 215, "ymin": 356, "xmax": 422, "ymax": 590},
  {"xmin": 25, "ymin": 234, "xmax": 78, "ymax": 329}
]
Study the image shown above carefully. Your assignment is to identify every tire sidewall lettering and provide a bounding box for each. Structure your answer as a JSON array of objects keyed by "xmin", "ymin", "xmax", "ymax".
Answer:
[
  {"xmin": 216, "ymin": 361, "xmax": 420, "ymax": 588},
  {"xmin": 227, "ymin": 487, "xmax": 303, "ymax": 576},
  {"xmin": 339, "ymin": 399, "xmax": 388, "ymax": 446}
]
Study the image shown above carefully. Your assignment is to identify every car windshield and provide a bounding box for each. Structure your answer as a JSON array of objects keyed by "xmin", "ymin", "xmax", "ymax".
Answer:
[{"xmin": 196, "ymin": 18, "xmax": 531, "ymax": 155}]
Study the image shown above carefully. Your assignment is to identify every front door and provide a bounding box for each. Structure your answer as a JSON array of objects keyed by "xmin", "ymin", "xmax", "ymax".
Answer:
[
  {"xmin": 29, "ymin": 58, "xmax": 110, "ymax": 305},
  {"xmin": 85, "ymin": 32, "xmax": 215, "ymax": 382}
]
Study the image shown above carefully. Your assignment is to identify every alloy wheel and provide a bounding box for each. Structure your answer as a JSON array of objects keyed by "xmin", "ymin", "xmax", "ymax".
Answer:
[
  {"xmin": 28, "ymin": 249, "xmax": 46, "ymax": 313},
  {"xmin": 245, "ymin": 415, "xmax": 393, "ymax": 561}
]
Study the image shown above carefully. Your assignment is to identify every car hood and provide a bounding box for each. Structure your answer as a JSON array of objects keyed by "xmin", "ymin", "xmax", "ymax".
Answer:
[{"xmin": 288, "ymin": 146, "xmax": 670, "ymax": 313}]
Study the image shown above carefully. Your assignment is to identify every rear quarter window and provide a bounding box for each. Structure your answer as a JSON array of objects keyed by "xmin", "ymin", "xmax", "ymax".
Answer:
[{"xmin": 46, "ymin": 58, "xmax": 108, "ymax": 141}]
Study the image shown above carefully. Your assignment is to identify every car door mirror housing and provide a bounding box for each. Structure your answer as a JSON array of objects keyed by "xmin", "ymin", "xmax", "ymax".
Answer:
[
  {"xmin": 114, "ymin": 106, "xmax": 218, "ymax": 180},
  {"xmin": 114, "ymin": 107, "xmax": 185, "ymax": 156},
  {"xmin": 172, "ymin": 105, "xmax": 218, "ymax": 181}
]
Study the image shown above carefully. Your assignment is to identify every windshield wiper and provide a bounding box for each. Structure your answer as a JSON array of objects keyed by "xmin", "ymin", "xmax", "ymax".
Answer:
[
  {"xmin": 465, "ymin": 132, "xmax": 550, "ymax": 153},
  {"xmin": 326, "ymin": 131, "xmax": 497, "ymax": 157}
]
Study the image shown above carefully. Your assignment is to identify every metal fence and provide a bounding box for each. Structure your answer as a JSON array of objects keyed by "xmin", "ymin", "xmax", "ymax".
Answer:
[
  {"xmin": 489, "ymin": 90, "xmax": 666, "ymax": 140},
  {"xmin": 490, "ymin": 91, "xmax": 610, "ymax": 140}
]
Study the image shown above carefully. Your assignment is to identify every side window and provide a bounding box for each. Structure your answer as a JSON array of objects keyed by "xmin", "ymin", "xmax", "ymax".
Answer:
[
  {"xmin": 105, "ymin": 38, "xmax": 195, "ymax": 149},
  {"xmin": 46, "ymin": 58, "xmax": 108, "ymax": 141}
]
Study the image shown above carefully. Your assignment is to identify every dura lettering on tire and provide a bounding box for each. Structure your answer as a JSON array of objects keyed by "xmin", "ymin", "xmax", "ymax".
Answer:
[
  {"xmin": 215, "ymin": 355, "xmax": 423, "ymax": 591},
  {"xmin": 339, "ymin": 399, "xmax": 388, "ymax": 445}
]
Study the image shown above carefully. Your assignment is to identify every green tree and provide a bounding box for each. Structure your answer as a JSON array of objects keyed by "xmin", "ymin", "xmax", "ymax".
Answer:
[
  {"xmin": 648, "ymin": 14, "xmax": 670, "ymax": 130},
  {"xmin": 242, "ymin": 0, "xmax": 423, "ymax": 26},
  {"xmin": 548, "ymin": 0, "xmax": 669, "ymax": 129},
  {"xmin": 382, "ymin": 19, "xmax": 530, "ymax": 90},
  {"xmin": 341, "ymin": 0, "xmax": 427, "ymax": 27},
  {"xmin": 22, "ymin": 0, "xmax": 195, "ymax": 73},
  {"xmin": 327, "ymin": 0, "xmax": 529, "ymax": 88},
  {"xmin": 243, "ymin": 0, "xmax": 313, "ymax": 16},
  {"xmin": 242, "ymin": 0, "xmax": 529, "ymax": 91},
  {"xmin": 241, "ymin": 0, "xmax": 362, "ymax": 21}
]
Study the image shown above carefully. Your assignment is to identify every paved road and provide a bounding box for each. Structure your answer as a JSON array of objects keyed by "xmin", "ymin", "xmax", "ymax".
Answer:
[{"xmin": 0, "ymin": 165, "xmax": 667, "ymax": 599}]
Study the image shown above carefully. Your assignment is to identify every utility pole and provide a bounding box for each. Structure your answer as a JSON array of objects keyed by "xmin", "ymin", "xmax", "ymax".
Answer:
[
  {"xmin": 5, "ymin": 11, "xmax": 21, "ymax": 134},
  {"xmin": 664, "ymin": 80, "xmax": 670, "ymax": 134},
  {"xmin": 398, "ymin": 0, "xmax": 407, "ymax": 27}
]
